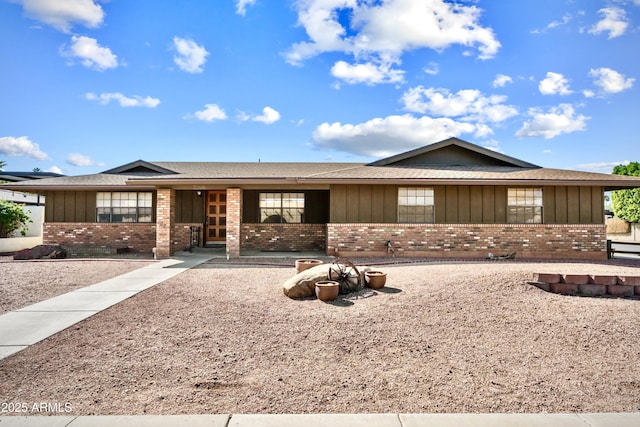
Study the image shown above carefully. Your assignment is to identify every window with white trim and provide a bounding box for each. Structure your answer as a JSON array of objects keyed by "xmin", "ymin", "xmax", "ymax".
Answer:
[
  {"xmin": 259, "ymin": 192, "xmax": 304, "ymax": 223},
  {"xmin": 96, "ymin": 192, "xmax": 153, "ymax": 223},
  {"xmin": 507, "ymin": 188, "xmax": 543, "ymax": 223},
  {"xmin": 398, "ymin": 187, "xmax": 434, "ymax": 223}
]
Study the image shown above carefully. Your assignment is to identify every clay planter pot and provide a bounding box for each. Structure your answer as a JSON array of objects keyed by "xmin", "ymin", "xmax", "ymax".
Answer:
[
  {"xmin": 315, "ymin": 281, "xmax": 340, "ymax": 302},
  {"xmin": 365, "ymin": 271, "xmax": 387, "ymax": 289},
  {"xmin": 295, "ymin": 259, "xmax": 324, "ymax": 273}
]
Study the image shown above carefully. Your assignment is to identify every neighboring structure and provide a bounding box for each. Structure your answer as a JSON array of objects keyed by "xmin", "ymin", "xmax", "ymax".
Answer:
[
  {"xmin": 0, "ymin": 171, "xmax": 63, "ymax": 238},
  {"xmin": 2, "ymin": 138, "xmax": 640, "ymax": 260}
]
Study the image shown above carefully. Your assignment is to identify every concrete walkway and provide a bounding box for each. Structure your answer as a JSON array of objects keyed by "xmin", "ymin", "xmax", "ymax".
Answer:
[
  {"xmin": 0, "ymin": 252, "xmax": 214, "ymax": 360},
  {"xmin": 1, "ymin": 413, "xmax": 640, "ymax": 426}
]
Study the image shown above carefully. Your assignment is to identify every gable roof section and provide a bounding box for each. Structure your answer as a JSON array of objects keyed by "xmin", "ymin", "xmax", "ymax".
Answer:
[
  {"xmin": 368, "ymin": 137, "xmax": 539, "ymax": 168},
  {"xmin": 102, "ymin": 160, "xmax": 178, "ymax": 175}
]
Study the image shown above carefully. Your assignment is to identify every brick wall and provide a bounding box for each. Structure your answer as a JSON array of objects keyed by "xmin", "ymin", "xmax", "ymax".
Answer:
[
  {"xmin": 327, "ymin": 223, "xmax": 607, "ymax": 260},
  {"xmin": 172, "ymin": 223, "xmax": 203, "ymax": 252},
  {"xmin": 44, "ymin": 222, "xmax": 156, "ymax": 256},
  {"xmin": 241, "ymin": 223, "xmax": 326, "ymax": 252},
  {"xmin": 227, "ymin": 188, "xmax": 241, "ymax": 257},
  {"xmin": 156, "ymin": 188, "xmax": 175, "ymax": 257}
]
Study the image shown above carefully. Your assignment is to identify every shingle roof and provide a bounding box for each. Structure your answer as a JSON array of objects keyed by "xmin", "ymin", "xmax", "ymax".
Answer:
[
  {"xmin": 3, "ymin": 138, "xmax": 640, "ymax": 191},
  {"xmin": 3, "ymin": 162, "xmax": 640, "ymax": 191}
]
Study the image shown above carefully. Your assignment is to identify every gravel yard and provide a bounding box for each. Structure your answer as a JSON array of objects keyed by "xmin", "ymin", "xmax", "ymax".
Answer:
[
  {"xmin": 0, "ymin": 257, "xmax": 154, "ymax": 314},
  {"xmin": 1, "ymin": 258, "xmax": 640, "ymax": 415}
]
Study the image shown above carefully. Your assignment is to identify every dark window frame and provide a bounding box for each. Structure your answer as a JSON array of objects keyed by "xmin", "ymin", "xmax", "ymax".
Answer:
[{"xmin": 96, "ymin": 191, "xmax": 153, "ymax": 223}]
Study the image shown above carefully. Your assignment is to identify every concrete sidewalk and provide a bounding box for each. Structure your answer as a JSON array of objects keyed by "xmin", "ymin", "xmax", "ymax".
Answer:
[
  {"xmin": 1, "ymin": 413, "xmax": 640, "ymax": 426},
  {"xmin": 0, "ymin": 252, "xmax": 213, "ymax": 360}
]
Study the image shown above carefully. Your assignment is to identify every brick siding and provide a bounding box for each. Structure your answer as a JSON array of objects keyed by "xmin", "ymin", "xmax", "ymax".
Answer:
[
  {"xmin": 172, "ymin": 223, "xmax": 203, "ymax": 252},
  {"xmin": 43, "ymin": 222, "xmax": 156, "ymax": 256},
  {"xmin": 327, "ymin": 223, "xmax": 607, "ymax": 260},
  {"xmin": 227, "ymin": 188, "xmax": 241, "ymax": 257},
  {"xmin": 156, "ymin": 188, "xmax": 175, "ymax": 257},
  {"xmin": 241, "ymin": 223, "xmax": 326, "ymax": 252}
]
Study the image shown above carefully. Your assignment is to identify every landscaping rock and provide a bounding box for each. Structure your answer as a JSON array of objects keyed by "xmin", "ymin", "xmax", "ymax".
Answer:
[
  {"xmin": 533, "ymin": 273, "xmax": 561, "ymax": 284},
  {"xmin": 13, "ymin": 244, "xmax": 67, "ymax": 260},
  {"xmin": 283, "ymin": 264, "xmax": 331, "ymax": 299},
  {"xmin": 562, "ymin": 274, "xmax": 589, "ymax": 285},
  {"xmin": 550, "ymin": 282, "xmax": 578, "ymax": 295},
  {"xmin": 607, "ymin": 285, "xmax": 635, "ymax": 298},
  {"xmin": 590, "ymin": 275, "xmax": 617, "ymax": 285},
  {"xmin": 618, "ymin": 276, "xmax": 640, "ymax": 286},
  {"xmin": 579, "ymin": 284, "xmax": 607, "ymax": 297}
]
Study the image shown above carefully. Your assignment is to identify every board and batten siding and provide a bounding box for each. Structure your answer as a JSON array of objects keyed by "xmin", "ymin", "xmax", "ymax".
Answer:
[
  {"xmin": 44, "ymin": 191, "xmax": 97, "ymax": 222},
  {"xmin": 330, "ymin": 184, "xmax": 604, "ymax": 225},
  {"xmin": 44, "ymin": 190, "xmax": 159, "ymax": 223},
  {"xmin": 175, "ymin": 190, "xmax": 204, "ymax": 223}
]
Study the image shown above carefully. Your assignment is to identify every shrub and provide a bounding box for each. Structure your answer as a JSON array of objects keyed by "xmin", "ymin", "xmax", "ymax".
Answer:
[
  {"xmin": 0, "ymin": 199, "xmax": 31, "ymax": 238},
  {"xmin": 612, "ymin": 162, "xmax": 640, "ymax": 223}
]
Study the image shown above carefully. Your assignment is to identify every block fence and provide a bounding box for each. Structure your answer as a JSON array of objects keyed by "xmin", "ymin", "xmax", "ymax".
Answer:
[{"xmin": 326, "ymin": 223, "xmax": 608, "ymax": 260}]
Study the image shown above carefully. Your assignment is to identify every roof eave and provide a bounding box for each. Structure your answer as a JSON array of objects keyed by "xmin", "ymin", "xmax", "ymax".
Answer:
[{"xmin": 124, "ymin": 177, "xmax": 299, "ymax": 186}]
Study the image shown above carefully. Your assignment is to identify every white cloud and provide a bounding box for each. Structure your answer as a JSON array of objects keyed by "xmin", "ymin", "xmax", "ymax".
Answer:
[
  {"xmin": 330, "ymin": 60, "xmax": 404, "ymax": 85},
  {"xmin": 86, "ymin": 92, "xmax": 160, "ymax": 108},
  {"xmin": 423, "ymin": 62, "xmax": 439, "ymax": 76},
  {"xmin": 45, "ymin": 165, "xmax": 63, "ymax": 174},
  {"xmin": 66, "ymin": 153, "xmax": 102, "ymax": 166},
  {"xmin": 237, "ymin": 107, "xmax": 282, "ymax": 124},
  {"xmin": 589, "ymin": 7, "xmax": 628, "ymax": 39},
  {"xmin": 285, "ymin": 0, "xmax": 500, "ymax": 75},
  {"xmin": 311, "ymin": 114, "xmax": 481, "ymax": 158},
  {"xmin": 539, "ymin": 72, "xmax": 573, "ymax": 95},
  {"xmin": 589, "ymin": 67, "xmax": 635, "ymax": 94},
  {"xmin": 235, "ymin": 0, "xmax": 256, "ymax": 16},
  {"xmin": 574, "ymin": 160, "xmax": 629, "ymax": 173},
  {"xmin": 173, "ymin": 37, "xmax": 209, "ymax": 73},
  {"xmin": 252, "ymin": 107, "xmax": 281, "ymax": 124},
  {"xmin": 401, "ymin": 87, "xmax": 518, "ymax": 124},
  {"xmin": 191, "ymin": 104, "xmax": 228, "ymax": 122},
  {"xmin": 516, "ymin": 104, "xmax": 589, "ymax": 139},
  {"xmin": 10, "ymin": 0, "xmax": 104, "ymax": 32},
  {"xmin": 531, "ymin": 13, "xmax": 572, "ymax": 34},
  {"xmin": 62, "ymin": 35, "xmax": 119, "ymax": 71},
  {"xmin": 0, "ymin": 136, "xmax": 49, "ymax": 160},
  {"xmin": 492, "ymin": 74, "xmax": 513, "ymax": 88}
]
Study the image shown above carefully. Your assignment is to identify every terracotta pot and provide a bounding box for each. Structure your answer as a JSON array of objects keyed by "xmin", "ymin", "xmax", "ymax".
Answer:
[
  {"xmin": 295, "ymin": 258, "xmax": 324, "ymax": 273},
  {"xmin": 315, "ymin": 280, "xmax": 340, "ymax": 301},
  {"xmin": 365, "ymin": 271, "xmax": 387, "ymax": 289}
]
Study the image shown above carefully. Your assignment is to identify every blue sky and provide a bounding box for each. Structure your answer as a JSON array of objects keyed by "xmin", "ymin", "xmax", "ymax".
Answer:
[{"xmin": 0, "ymin": 0, "xmax": 638, "ymax": 175}]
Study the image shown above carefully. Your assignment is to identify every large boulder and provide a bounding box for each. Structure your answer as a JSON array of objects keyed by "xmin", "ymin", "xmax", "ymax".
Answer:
[
  {"xmin": 13, "ymin": 244, "xmax": 67, "ymax": 260},
  {"xmin": 283, "ymin": 264, "xmax": 331, "ymax": 299},
  {"xmin": 282, "ymin": 263, "xmax": 373, "ymax": 299}
]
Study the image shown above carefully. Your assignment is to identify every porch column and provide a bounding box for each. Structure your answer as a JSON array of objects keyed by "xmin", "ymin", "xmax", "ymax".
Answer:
[
  {"xmin": 156, "ymin": 188, "xmax": 175, "ymax": 257},
  {"xmin": 226, "ymin": 187, "xmax": 242, "ymax": 258}
]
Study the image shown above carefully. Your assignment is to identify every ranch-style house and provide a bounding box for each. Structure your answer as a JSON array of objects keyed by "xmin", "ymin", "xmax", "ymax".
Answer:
[{"xmin": 3, "ymin": 138, "xmax": 640, "ymax": 260}]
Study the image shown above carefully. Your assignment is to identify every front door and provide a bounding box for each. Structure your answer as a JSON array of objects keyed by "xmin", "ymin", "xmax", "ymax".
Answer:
[{"xmin": 206, "ymin": 190, "xmax": 227, "ymax": 243}]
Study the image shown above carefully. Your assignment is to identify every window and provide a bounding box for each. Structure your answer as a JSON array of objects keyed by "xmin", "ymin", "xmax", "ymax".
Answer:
[
  {"xmin": 259, "ymin": 192, "xmax": 304, "ymax": 223},
  {"xmin": 507, "ymin": 188, "xmax": 543, "ymax": 223},
  {"xmin": 97, "ymin": 192, "xmax": 153, "ymax": 223},
  {"xmin": 398, "ymin": 187, "xmax": 434, "ymax": 223}
]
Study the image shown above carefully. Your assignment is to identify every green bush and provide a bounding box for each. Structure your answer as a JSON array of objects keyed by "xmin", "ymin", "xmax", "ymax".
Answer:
[
  {"xmin": 612, "ymin": 162, "xmax": 640, "ymax": 223},
  {"xmin": 0, "ymin": 199, "xmax": 31, "ymax": 238}
]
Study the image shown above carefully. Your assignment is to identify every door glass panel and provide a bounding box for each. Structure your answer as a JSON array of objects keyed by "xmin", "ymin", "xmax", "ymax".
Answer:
[{"xmin": 209, "ymin": 206, "xmax": 216, "ymax": 214}]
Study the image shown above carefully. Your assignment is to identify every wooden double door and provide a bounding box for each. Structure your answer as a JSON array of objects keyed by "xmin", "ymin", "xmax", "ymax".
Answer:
[{"xmin": 205, "ymin": 190, "xmax": 227, "ymax": 243}]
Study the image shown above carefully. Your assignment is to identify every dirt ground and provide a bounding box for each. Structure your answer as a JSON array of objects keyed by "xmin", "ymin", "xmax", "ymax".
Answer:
[
  {"xmin": 1, "ymin": 257, "xmax": 640, "ymax": 415},
  {"xmin": 0, "ymin": 257, "xmax": 154, "ymax": 314}
]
